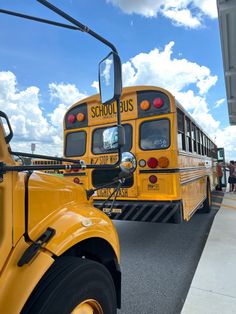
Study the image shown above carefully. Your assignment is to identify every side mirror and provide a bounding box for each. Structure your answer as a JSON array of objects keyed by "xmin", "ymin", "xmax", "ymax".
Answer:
[
  {"xmin": 120, "ymin": 152, "xmax": 136, "ymax": 177},
  {"xmin": 0, "ymin": 111, "xmax": 13, "ymax": 144},
  {"xmin": 99, "ymin": 51, "xmax": 122, "ymax": 105},
  {"xmin": 103, "ymin": 125, "xmax": 125, "ymax": 151}
]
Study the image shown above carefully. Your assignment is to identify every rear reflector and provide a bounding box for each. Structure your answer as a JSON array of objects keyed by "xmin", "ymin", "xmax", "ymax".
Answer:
[
  {"xmin": 74, "ymin": 177, "xmax": 80, "ymax": 184},
  {"xmin": 149, "ymin": 175, "xmax": 157, "ymax": 184}
]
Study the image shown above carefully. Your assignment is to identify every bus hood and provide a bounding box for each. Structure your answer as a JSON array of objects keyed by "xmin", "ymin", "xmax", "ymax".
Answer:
[{"xmin": 27, "ymin": 171, "xmax": 92, "ymax": 232}]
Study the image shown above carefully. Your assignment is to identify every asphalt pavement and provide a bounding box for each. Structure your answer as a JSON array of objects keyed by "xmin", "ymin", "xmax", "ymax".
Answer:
[{"xmin": 116, "ymin": 193, "xmax": 222, "ymax": 314}]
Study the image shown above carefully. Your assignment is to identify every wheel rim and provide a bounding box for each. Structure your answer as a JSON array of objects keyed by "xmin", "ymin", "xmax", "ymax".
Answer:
[{"xmin": 71, "ymin": 299, "xmax": 104, "ymax": 314}]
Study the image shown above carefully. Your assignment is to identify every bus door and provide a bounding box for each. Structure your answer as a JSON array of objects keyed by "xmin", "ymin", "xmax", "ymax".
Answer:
[
  {"xmin": 135, "ymin": 116, "xmax": 173, "ymax": 200},
  {"xmin": 90, "ymin": 121, "xmax": 138, "ymax": 200}
]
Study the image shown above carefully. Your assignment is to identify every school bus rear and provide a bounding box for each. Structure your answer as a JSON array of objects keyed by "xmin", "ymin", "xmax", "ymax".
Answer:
[{"xmin": 64, "ymin": 86, "xmax": 182, "ymax": 223}]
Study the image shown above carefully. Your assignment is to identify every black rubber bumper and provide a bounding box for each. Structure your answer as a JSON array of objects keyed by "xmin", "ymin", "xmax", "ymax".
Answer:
[{"xmin": 93, "ymin": 200, "xmax": 183, "ymax": 224}]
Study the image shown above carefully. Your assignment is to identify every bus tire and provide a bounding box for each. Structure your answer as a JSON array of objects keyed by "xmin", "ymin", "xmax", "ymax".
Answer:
[
  {"xmin": 200, "ymin": 181, "xmax": 212, "ymax": 214},
  {"xmin": 21, "ymin": 256, "xmax": 117, "ymax": 314}
]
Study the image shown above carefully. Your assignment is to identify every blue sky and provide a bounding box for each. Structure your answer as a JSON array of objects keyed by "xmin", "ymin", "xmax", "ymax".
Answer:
[{"xmin": 0, "ymin": 0, "xmax": 235, "ymax": 159}]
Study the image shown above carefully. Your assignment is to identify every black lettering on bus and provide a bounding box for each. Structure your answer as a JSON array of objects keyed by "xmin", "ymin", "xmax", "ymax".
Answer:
[
  {"xmin": 128, "ymin": 98, "xmax": 134, "ymax": 111},
  {"xmin": 91, "ymin": 106, "xmax": 96, "ymax": 118}
]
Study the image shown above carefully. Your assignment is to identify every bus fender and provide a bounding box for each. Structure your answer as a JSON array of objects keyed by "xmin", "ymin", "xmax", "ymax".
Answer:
[{"xmin": 0, "ymin": 238, "xmax": 54, "ymax": 314}]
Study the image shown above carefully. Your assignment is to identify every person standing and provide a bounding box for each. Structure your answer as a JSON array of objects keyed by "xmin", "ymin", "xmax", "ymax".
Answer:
[
  {"xmin": 228, "ymin": 160, "xmax": 236, "ymax": 192},
  {"xmin": 216, "ymin": 162, "xmax": 223, "ymax": 191}
]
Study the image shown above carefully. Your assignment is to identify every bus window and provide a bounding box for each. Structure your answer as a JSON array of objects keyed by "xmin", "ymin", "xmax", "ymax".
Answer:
[
  {"xmin": 140, "ymin": 119, "xmax": 170, "ymax": 150},
  {"xmin": 177, "ymin": 109, "xmax": 185, "ymax": 151},
  {"xmin": 192, "ymin": 124, "xmax": 197, "ymax": 153},
  {"xmin": 92, "ymin": 124, "xmax": 132, "ymax": 154},
  {"xmin": 65, "ymin": 131, "xmax": 86, "ymax": 157},
  {"xmin": 186, "ymin": 117, "xmax": 192, "ymax": 152},
  {"xmin": 196, "ymin": 128, "xmax": 201, "ymax": 155}
]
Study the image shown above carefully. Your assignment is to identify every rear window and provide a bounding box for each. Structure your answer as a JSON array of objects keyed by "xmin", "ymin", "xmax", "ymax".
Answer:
[
  {"xmin": 92, "ymin": 124, "xmax": 132, "ymax": 155},
  {"xmin": 65, "ymin": 131, "xmax": 86, "ymax": 157},
  {"xmin": 140, "ymin": 119, "xmax": 170, "ymax": 150}
]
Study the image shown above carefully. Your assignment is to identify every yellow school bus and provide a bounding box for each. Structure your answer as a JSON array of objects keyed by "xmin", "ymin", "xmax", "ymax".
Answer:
[
  {"xmin": 64, "ymin": 85, "xmax": 218, "ymax": 223},
  {"xmin": 32, "ymin": 158, "xmax": 63, "ymax": 174}
]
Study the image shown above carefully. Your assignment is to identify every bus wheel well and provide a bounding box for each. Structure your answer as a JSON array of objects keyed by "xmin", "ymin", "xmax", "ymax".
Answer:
[{"xmin": 59, "ymin": 237, "xmax": 121, "ymax": 308}]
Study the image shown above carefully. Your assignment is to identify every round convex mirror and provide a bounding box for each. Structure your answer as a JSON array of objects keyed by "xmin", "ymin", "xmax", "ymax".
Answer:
[{"xmin": 120, "ymin": 152, "xmax": 136, "ymax": 176}]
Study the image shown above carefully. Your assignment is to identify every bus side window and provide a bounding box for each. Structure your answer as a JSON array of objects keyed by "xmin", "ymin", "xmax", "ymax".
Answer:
[
  {"xmin": 177, "ymin": 109, "xmax": 185, "ymax": 151},
  {"xmin": 186, "ymin": 117, "xmax": 192, "ymax": 153},
  {"xmin": 203, "ymin": 133, "xmax": 206, "ymax": 156},
  {"xmin": 192, "ymin": 124, "xmax": 197, "ymax": 153},
  {"xmin": 200, "ymin": 132, "xmax": 204, "ymax": 156},
  {"xmin": 196, "ymin": 128, "xmax": 201, "ymax": 155}
]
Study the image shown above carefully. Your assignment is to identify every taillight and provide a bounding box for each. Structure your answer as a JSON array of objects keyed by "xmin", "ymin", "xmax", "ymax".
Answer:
[
  {"xmin": 147, "ymin": 157, "xmax": 158, "ymax": 168},
  {"xmin": 140, "ymin": 100, "xmax": 150, "ymax": 111},
  {"xmin": 77, "ymin": 112, "xmax": 85, "ymax": 122},
  {"xmin": 158, "ymin": 156, "xmax": 169, "ymax": 168},
  {"xmin": 68, "ymin": 114, "xmax": 75, "ymax": 124},
  {"xmin": 149, "ymin": 175, "xmax": 157, "ymax": 184},
  {"xmin": 153, "ymin": 97, "xmax": 164, "ymax": 108}
]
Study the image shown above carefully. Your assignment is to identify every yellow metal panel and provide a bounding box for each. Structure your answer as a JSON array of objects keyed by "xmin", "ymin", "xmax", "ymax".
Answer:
[
  {"xmin": 0, "ymin": 172, "xmax": 13, "ymax": 270},
  {"xmin": 13, "ymin": 172, "xmax": 26, "ymax": 245},
  {"xmin": 0, "ymin": 238, "xmax": 54, "ymax": 314},
  {"xmin": 27, "ymin": 171, "xmax": 120, "ymax": 260}
]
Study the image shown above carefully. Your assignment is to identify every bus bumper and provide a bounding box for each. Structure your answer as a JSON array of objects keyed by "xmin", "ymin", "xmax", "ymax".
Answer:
[{"xmin": 93, "ymin": 200, "xmax": 183, "ymax": 224}]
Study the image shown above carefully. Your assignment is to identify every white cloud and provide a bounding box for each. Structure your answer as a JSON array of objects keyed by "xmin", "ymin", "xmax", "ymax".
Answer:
[
  {"xmin": 49, "ymin": 83, "xmax": 87, "ymax": 106},
  {"xmin": 0, "ymin": 71, "xmax": 56, "ymax": 152},
  {"xmin": 215, "ymin": 98, "xmax": 225, "ymax": 108},
  {"xmin": 107, "ymin": 0, "xmax": 217, "ymax": 28},
  {"xmin": 107, "ymin": 0, "xmax": 162, "ymax": 17},
  {"xmin": 0, "ymin": 72, "xmax": 79, "ymax": 156},
  {"xmin": 122, "ymin": 41, "xmax": 217, "ymax": 95},
  {"xmin": 91, "ymin": 81, "xmax": 99, "ymax": 93},
  {"xmin": 214, "ymin": 126, "xmax": 236, "ymax": 161},
  {"xmin": 120, "ymin": 42, "xmax": 236, "ymax": 160},
  {"xmin": 163, "ymin": 8, "xmax": 201, "ymax": 28}
]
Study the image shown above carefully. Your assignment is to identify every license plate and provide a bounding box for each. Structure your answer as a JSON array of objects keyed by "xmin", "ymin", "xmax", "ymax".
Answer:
[{"xmin": 102, "ymin": 208, "xmax": 122, "ymax": 214}]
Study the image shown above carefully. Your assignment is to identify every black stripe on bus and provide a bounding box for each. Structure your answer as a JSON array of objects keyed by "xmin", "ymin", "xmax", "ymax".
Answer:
[
  {"xmin": 139, "ymin": 166, "xmax": 209, "ymax": 174},
  {"xmin": 63, "ymin": 172, "xmax": 86, "ymax": 177}
]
